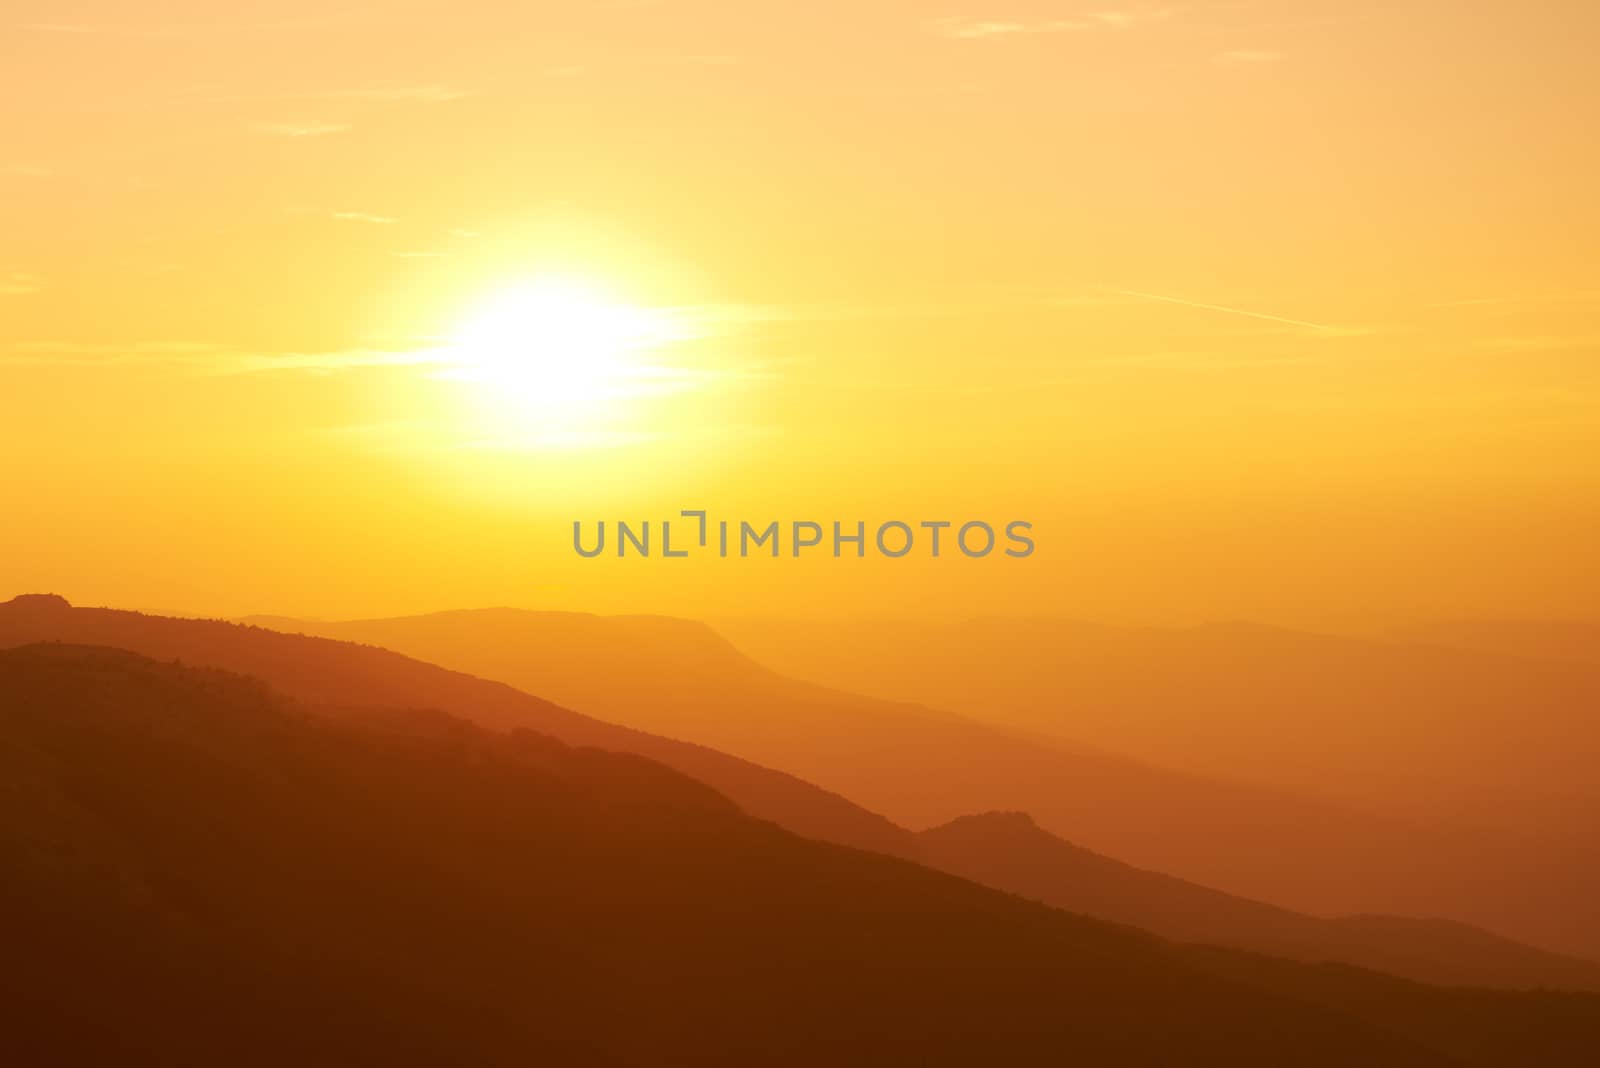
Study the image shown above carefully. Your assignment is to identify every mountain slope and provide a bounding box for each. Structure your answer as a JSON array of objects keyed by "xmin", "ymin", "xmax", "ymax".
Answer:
[
  {"xmin": 0, "ymin": 594, "xmax": 911, "ymax": 858},
  {"xmin": 232, "ymin": 603, "xmax": 1600, "ymax": 959},
  {"xmin": 1389, "ymin": 620, "xmax": 1600, "ymax": 670},
  {"xmin": 6, "ymin": 644, "xmax": 1600, "ymax": 1066},
  {"xmin": 918, "ymin": 812, "xmax": 1600, "ymax": 993},
  {"xmin": 713, "ymin": 615, "xmax": 1600, "ymax": 821},
  {"xmin": 9, "ymin": 595, "xmax": 1596, "ymax": 987}
]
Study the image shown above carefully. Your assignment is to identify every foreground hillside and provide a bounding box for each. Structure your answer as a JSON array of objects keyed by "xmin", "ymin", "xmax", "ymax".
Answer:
[
  {"xmin": 0, "ymin": 594, "xmax": 912, "ymax": 855},
  {"xmin": 5, "ymin": 644, "xmax": 1600, "ymax": 1066}
]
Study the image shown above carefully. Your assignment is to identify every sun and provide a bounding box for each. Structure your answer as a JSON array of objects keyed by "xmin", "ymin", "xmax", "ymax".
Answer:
[{"xmin": 442, "ymin": 276, "xmax": 684, "ymax": 432}]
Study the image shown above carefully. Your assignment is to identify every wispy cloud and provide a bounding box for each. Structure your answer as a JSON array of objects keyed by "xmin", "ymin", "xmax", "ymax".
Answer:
[
  {"xmin": 1081, "ymin": 348, "xmax": 1325, "ymax": 370},
  {"xmin": 935, "ymin": 9, "xmax": 1171, "ymax": 39},
  {"xmin": 0, "ymin": 340, "xmax": 222, "ymax": 365},
  {"xmin": 327, "ymin": 85, "xmax": 470, "ymax": 102},
  {"xmin": 1477, "ymin": 334, "xmax": 1600, "ymax": 353},
  {"xmin": 1112, "ymin": 290, "xmax": 1339, "ymax": 334},
  {"xmin": 0, "ymin": 340, "xmax": 446, "ymax": 374},
  {"xmin": 213, "ymin": 85, "xmax": 470, "ymax": 103},
  {"xmin": 662, "ymin": 300, "xmax": 965, "ymax": 328},
  {"xmin": 331, "ymin": 211, "xmax": 396, "ymax": 225},
  {"xmin": 1214, "ymin": 50, "xmax": 1284, "ymax": 65},
  {"xmin": 224, "ymin": 349, "xmax": 448, "ymax": 374},
  {"xmin": 0, "ymin": 271, "xmax": 43, "ymax": 296},
  {"xmin": 935, "ymin": 18, "xmax": 1090, "ymax": 39},
  {"xmin": 30, "ymin": 22, "xmax": 181, "ymax": 38},
  {"xmin": 31, "ymin": 17, "xmax": 336, "ymax": 39},
  {"xmin": 258, "ymin": 121, "xmax": 350, "ymax": 138},
  {"xmin": 1, "ymin": 164, "xmax": 54, "ymax": 177},
  {"xmin": 1427, "ymin": 292, "xmax": 1600, "ymax": 308},
  {"xmin": 1088, "ymin": 10, "xmax": 1174, "ymax": 29}
]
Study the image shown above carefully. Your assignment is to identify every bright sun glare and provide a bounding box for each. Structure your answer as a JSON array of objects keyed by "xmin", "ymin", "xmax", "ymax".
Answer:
[{"xmin": 444, "ymin": 277, "xmax": 683, "ymax": 431}]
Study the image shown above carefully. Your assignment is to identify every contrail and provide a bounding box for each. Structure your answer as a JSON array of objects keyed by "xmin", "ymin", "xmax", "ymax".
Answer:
[{"xmin": 1112, "ymin": 289, "xmax": 1333, "ymax": 332}]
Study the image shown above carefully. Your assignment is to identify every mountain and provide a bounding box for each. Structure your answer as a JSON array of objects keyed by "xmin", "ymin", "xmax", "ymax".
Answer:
[
  {"xmin": 0, "ymin": 594, "xmax": 910, "ymax": 858},
  {"xmin": 711, "ymin": 616, "xmax": 1600, "ymax": 824},
  {"xmin": 917, "ymin": 812, "xmax": 1600, "ymax": 993},
  {"xmin": 9, "ymin": 596, "xmax": 1596, "ymax": 987},
  {"xmin": 6, "ymin": 643, "xmax": 1600, "ymax": 1066},
  {"xmin": 231, "ymin": 604, "xmax": 1600, "ymax": 959},
  {"xmin": 1389, "ymin": 620, "xmax": 1600, "ymax": 670}
]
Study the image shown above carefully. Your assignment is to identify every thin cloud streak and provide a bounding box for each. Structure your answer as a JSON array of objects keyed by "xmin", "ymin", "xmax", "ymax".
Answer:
[
  {"xmin": 1428, "ymin": 293, "xmax": 1600, "ymax": 308},
  {"xmin": 1112, "ymin": 290, "xmax": 1336, "ymax": 333},
  {"xmin": 1, "ymin": 271, "xmax": 43, "ymax": 296},
  {"xmin": 935, "ymin": 18, "xmax": 1090, "ymax": 39},
  {"xmin": 0, "ymin": 341, "xmax": 440, "ymax": 373},
  {"xmin": 0, "ymin": 339, "xmax": 733, "ymax": 383},
  {"xmin": 935, "ymin": 9, "xmax": 1172, "ymax": 39},
  {"xmin": 210, "ymin": 85, "xmax": 470, "ymax": 103},
  {"xmin": 1215, "ymin": 50, "xmax": 1285, "ymax": 65},
  {"xmin": 258, "ymin": 122, "xmax": 350, "ymax": 137},
  {"xmin": 30, "ymin": 17, "xmax": 338, "ymax": 38},
  {"xmin": 1088, "ymin": 10, "xmax": 1174, "ymax": 29},
  {"xmin": 1477, "ymin": 335, "xmax": 1600, "ymax": 353}
]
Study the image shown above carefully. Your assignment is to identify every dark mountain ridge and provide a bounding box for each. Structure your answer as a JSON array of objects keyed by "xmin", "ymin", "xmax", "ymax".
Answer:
[
  {"xmin": 6, "ymin": 595, "xmax": 1598, "ymax": 992},
  {"xmin": 0, "ymin": 594, "xmax": 910, "ymax": 855},
  {"xmin": 6, "ymin": 643, "xmax": 1600, "ymax": 1066},
  {"xmin": 228, "ymin": 602, "xmax": 1600, "ymax": 960},
  {"xmin": 918, "ymin": 812, "xmax": 1600, "ymax": 993}
]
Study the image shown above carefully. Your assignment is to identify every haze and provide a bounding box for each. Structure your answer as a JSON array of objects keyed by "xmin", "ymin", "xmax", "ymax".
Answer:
[{"xmin": 4, "ymin": 1, "xmax": 1598, "ymax": 624}]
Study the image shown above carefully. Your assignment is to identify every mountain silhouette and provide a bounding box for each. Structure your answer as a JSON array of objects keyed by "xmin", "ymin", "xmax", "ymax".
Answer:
[
  {"xmin": 0, "ymin": 595, "xmax": 909, "ymax": 856},
  {"xmin": 9, "ymin": 596, "xmax": 1597, "ymax": 988},
  {"xmin": 917, "ymin": 812, "xmax": 1600, "ymax": 993},
  {"xmin": 713, "ymin": 616, "xmax": 1600, "ymax": 823},
  {"xmin": 5, "ymin": 643, "xmax": 1600, "ymax": 1066},
  {"xmin": 1389, "ymin": 620, "xmax": 1600, "ymax": 670},
  {"xmin": 232, "ymin": 604, "xmax": 1600, "ymax": 960}
]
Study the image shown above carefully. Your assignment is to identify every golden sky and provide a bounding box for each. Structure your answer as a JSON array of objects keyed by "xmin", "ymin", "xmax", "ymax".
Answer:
[{"xmin": 3, "ymin": 1, "xmax": 1597, "ymax": 623}]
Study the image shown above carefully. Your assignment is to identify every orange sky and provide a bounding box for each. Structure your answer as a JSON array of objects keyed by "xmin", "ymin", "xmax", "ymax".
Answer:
[{"xmin": 2, "ymin": 1, "xmax": 1597, "ymax": 623}]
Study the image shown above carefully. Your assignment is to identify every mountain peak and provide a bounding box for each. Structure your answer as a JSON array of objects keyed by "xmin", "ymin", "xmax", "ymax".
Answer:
[
  {"xmin": 935, "ymin": 810, "xmax": 1041, "ymax": 834},
  {"xmin": 2, "ymin": 593, "xmax": 72, "ymax": 613}
]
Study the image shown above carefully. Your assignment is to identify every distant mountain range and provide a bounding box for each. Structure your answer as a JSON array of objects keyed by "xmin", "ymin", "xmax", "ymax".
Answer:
[
  {"xmin": 1387, "ymin": 620, "xmax": 1600, "ymax": 669},
  {"xmin": 233, "ymin": 603, "xmax": 1600, "ymax": 960},
  {"xmin": 5, "ymin": 642, "xmax": 1599, "ymax": 1066},
  {"xmin": 4, "ymin": 595, "xmax": 1594, "ymax": 990},
  {"xmin": 713, "ymin": 615, "xmax": 1600, "ymax": 826},
  {"xmin": 916, "ymin": 811, "xmax": 1600, "ymax": 993}
]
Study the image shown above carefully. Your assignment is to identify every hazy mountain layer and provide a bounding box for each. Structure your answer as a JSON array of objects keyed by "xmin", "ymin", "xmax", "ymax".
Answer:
[
  {"xmin": 9, "ymin": 595, "xmax": 1595, "ymax": 985},
  {"xmin": 6, "ymin": 644, "xmax": 1600, "ymax": 1066},
  {"xmin": 234, "ymin": 603, "xmax": 1600, "ymax": 959}
]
